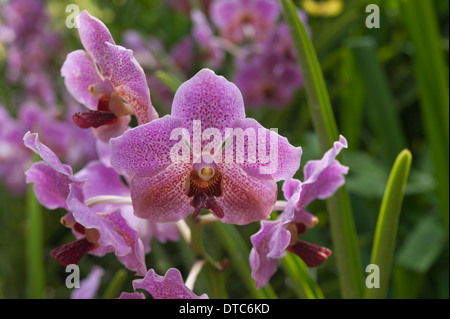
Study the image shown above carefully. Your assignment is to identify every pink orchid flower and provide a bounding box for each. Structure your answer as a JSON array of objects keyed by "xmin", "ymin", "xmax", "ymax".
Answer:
[
  {"xmin": 110, "ymin": 68, "xmax": 301, "ymax": 225},
  {"xmin": 61, "ymin": 10, "xmax": 158, "ymax": 142}
]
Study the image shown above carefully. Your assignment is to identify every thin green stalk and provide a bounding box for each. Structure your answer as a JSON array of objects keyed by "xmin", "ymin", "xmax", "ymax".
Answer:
[
  {"xmin": 347, "ymin": 37, "xmax": 407, "ymax": 162},
  {"xmin": 102, "ymin": 269, "xmax": 128, "ymax": 299},
  {"xmin": 25, "ymin": 183, "xmax": 45, "ymax": 299},
  {"xmin": 281, "ymin": 0, "xmax": 364, "ymax": 298},
  {"xmin": 188, "ymin": 218, "xmax": 228, "ymax": 298},
  {"xmin": 400, "ymin": 0, "xmax": 449, "ymax": 242},
  {"xmin": 281, "ymin": 254, "xmax": 325, "ymax": 299},
  {"xmin": 155, "ymin": 70, "xmax": 183, "ymax": 93},
  {"xmin": 366, "ymin": 149, "xmax": 412, "ymax": 299}
]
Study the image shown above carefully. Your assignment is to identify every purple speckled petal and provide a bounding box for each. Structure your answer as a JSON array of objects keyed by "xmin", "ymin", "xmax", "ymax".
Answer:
[
  {"xmin": 171, "ymin": 69, "xmax": 246, "ymax": 135},
  {"xmin": 130, "ymin": 163, "xmax": 193, "ymax": 222},
  {"xmin": 133, "ymin": 268, "xmax": 208, "ymax": 299},
  {"xmin": 118, "ymin": 292, "xmax": 146, "ymax": 299},
  {"xmin": 282, "ymin": 178, "xmax": 301, "ymax": 201},
  {"xmin": 23, "ymin": 132, "xmax": 83, "ymax": 209},
  {"xmin": 96, "ymin": 139, "xmax": 112, "ymax": 167},
  {"xmin": 110, "ymin": 115, "xmax": 184, "ymax": 178},
  {"xmin": 249, "ymin": 183, "xmax": 300, "ymax": 288},
  {"xmin": 92, "ymin": 115, "xmax": 131, "ymax": 143},
  {"xmin": 23, "ymin": 132, "xmax": 72, "ymax": 176},
  {"xmin": 71, "ymin": 266, "xmax": 104, "ymax": 299},
  {"xmin": 25, "ymin": 162, "xmax": 74, "ymax": 210},
  {"xmin": 249, "ymin": 219, "xmax": 290, "ymax": 289},
  {"xmin": 61, "ymin": 50, "xmax": 102, "ymax": 109},
  {"xmin": 74, "ymin": 160, "xmax": 129, "ymax": 199},
  {"xmin": 230, "ymin": 118, "xmax": 302, "ymax": 182},
  {"xmin": 215, "ymin": 163, "xmax": 277, "ymax": 225},
  {"xmin": 105, "ymin": 42, "xmax": 158, "ymax": 124},
  {"xmin": 77, "ymin": 10, "xmax": 115, "ymax": 77},
  {"xmin": 295, "ymin": 136, "xmax": 349, "ymax": 214},
  {"xmin": 67, "ymin": 184, "xmax": 147, "ymax": 275}
]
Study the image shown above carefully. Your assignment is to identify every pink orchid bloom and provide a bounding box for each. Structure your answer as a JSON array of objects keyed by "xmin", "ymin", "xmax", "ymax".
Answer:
[
  {"xmin": 110, "ymin": 68, "xmax": 301, "ymax": 225},
  {"xmin": 250, "ymin": 136, "xmax": 348, "ymax": 288},
  {"xmin": 61, "ymin": 10, "xmax": 158, "ymax": 142},
  {"xmin": 23, "ymin": 132, "xmax": 150, "ymax": 275}
]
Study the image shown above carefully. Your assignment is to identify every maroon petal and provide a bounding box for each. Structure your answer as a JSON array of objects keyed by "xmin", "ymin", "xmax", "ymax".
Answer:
[
  {"xmin": 287, "ymin": 239, "xmax": 332, "ymax": 267},
  {"xmin": 72, "ymin": 110, "xmax": 117, "ymax": 129},
  {"xmin": 50, "ymin": 238, "xmax": 97, "ymax": 266}
]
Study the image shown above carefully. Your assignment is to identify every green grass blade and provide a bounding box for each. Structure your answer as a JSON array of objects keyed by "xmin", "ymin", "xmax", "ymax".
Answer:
[
  {"xmin": 102, "ymin": 269, "xmax": 128, "ymax": 299},
  {"xmin": 281, "ymin": 0, "xmax": 364, "ymax": 298},
  {"xmin": 338, "ymin": 47, "xmax": 365, "ymax": 149},
  {"xmin": 25, "ymin": 184, "xmax": 46, "ymax": 299},
  {"xmin": 400, "ymin": 0, "xmax": 449, "ymax": 241},
  {"xmin": 366, "ymin": 149, "xmax": 412, "ymax": 299},
  {"xmin": 281, "ymin": 254, "xmax": 325, "ymax": 299},
  {"xmin": 347, "ymin": 36, "xmax": 407, "ymax": 162},
  {"xmin": 155, "ymin": 70, "xmax": 183, "ymax": 94}
]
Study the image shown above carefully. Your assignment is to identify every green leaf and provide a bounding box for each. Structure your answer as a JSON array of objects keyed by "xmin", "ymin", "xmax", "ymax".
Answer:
[
  {"xmin": 366, "ymin": 149, "xmax": 412, "ymax": 299},
  {"xmin": 400, "ymin": 0, "xmax": 449, "ymax": 241},
  {"xmin": 281, "ymin": 0, "xmax": 364, "ymax": 298},
  {"xmin": 102, "ymin": 269, "xmax": 128, "ymax": 299},
  {"xmin": 25, "ymin": 183, "xmax": 46, "ymax": 299},
  {"xmin": 395, "ymin": 215, "xmax": 445, "ymax": 273},
  {"xmin": 155, "ymin": 70, "xmax": 183, "ymax": 94},
  {"xmin": 281, "ymin": 254, "xmax": 325, "ymax": 299},
  {"xmin": 346, "ymin": 36, "xmax": 407, "ymax": 163}
]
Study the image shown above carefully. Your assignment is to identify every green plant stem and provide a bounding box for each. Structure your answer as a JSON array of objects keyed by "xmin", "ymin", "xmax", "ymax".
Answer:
[
  {"xmin": 366, "ymin": 149, "xmax": 412, "ymax": 299},
  {"xmin": 102, "ymin": 269, "xmax": 128, "ymax": 299},
  {"xmin": 281, "ymin": 254, "xmax": 324, "ymax": 299},
  {"xmin": 347, "ymin": 36, "xmax": 407, "ymax": 162},
  {"xmin": 187, "ymin": 217, "xmax": 228, "ymax": 298},
  {"xmin": 25, "ymin": 184, "xmax": 45, "ymax": 299},
  {"xmin": 400, "ymin": 0, "xmax": 449, "ymax": 242},
  {"xmin": 281, "ymin": 0, "xmax": 364, "ymax": 298}
]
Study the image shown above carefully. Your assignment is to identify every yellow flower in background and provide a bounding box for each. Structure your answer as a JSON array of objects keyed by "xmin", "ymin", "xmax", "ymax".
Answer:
[{"xmin": 301, "ymin": 0, "xmax": 343, "ymax": 17}]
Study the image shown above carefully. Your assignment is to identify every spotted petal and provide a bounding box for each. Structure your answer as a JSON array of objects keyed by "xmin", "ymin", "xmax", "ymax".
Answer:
[
  {"xmin": 215, "ymin": 163, "xmax": 278, "ymax": 225},
  {"xmin": 229, "ymin": 118, "xmax": 302, "ymax": 182},
  {"xmin": 130, "ymin": 163, "xmax": 193, "ymax": 222},
  {"xmin": 105, "ymin": 42, "xmax": 158, "ymax": 124},
  {"xmin": 61, "ymin": 50, "xmax": 102, "ymax": 109},
  {"xmin": 110, "ymin": 115, "xmax": 184, "ymax": 179},
  {"xmin": 133, "ymin": 268, "xmax": 208, "ymax": 299},
  {"xmin": 77, "ymin": 10, "xmax": 115, "ymax": 78},
  {"xmin": 171, "ymin": 69, "xmax": 246, "ymax": 137}
]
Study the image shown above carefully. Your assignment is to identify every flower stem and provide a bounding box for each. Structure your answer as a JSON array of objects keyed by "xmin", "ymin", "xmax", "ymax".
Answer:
[
  {"xmin": 281, "ymin": 0, "xmax": 364, "ymax": 298},
  {"xmin": 187, "ymin": 216, "xmax": 228, "ymax": 298},
  {"xmin": 25, "ymin": 183, "xmax": 45, "ymax": 299}
]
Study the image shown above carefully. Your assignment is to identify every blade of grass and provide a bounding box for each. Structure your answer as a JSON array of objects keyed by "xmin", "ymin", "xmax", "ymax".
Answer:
[
  {"xmin": 400, "ymin": 0, "xmax": 449, "ymax": 241},
  {"xmin": 281, "ymin": 0, "xmax": 364, "ymax": 298},
  {"xmin": 102, "ymin": 269, "xmax": 128, "ymax": 299},
  {"xmin": 338, "ymin": 47, "xmax": 365, "ymax": 149},
  {"xmin": 281, "ymin": 254, "xmax": 325, "ymax": 299},
  {"xmin": 25, "ymin": 183, "xmax": 45, "ymax": 299},
  {"xmin": 365, "ymin": 149, "xmax": 412, "ymax": 299},
  {"xmin": 347, "ymin": 36, "xmax": 407, "ymax": 163},
  {"xmin": 155, "ymin": 70, "xmax": 183, "ymax": 94}
]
